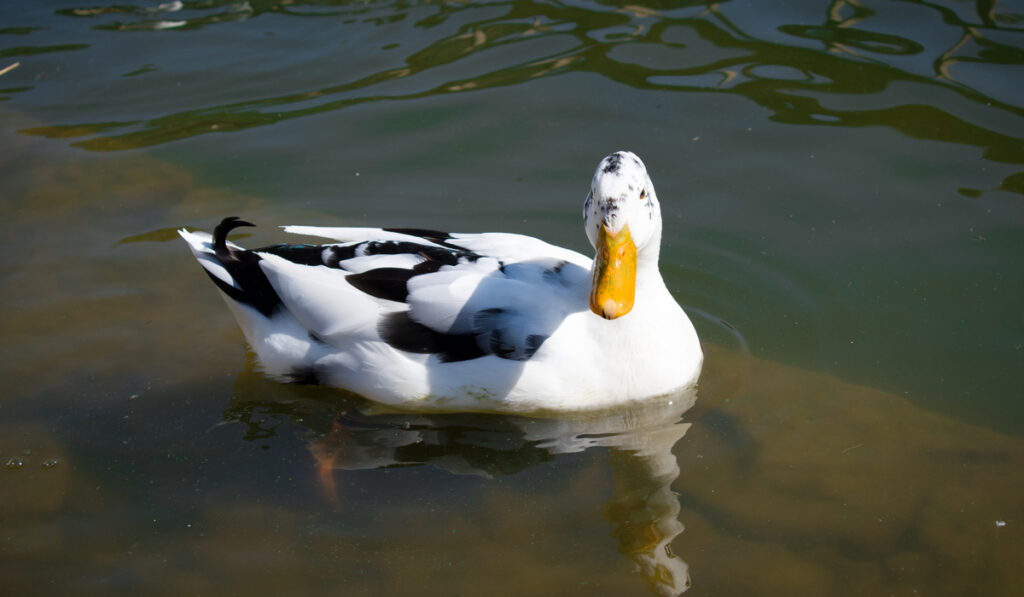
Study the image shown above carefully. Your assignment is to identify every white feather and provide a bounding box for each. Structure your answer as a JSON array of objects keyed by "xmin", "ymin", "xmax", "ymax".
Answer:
[
  {"xmin": 338, "ymin": 253, "xmax": 425, "ymax": 273},
  {"xmin": 178, "ymin": 229, "xmax": 238, "ymax": 289},
  {"xmin": 256, "ymin": 253, "xmax": 387, "ymax": 342},
  {"xmin": 283, "ymin": 226, "xmax": 448, "ymax": 247}
]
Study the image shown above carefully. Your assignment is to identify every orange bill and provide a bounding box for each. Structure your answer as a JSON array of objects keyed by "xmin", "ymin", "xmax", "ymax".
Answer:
[{"xmin": 590, "ymin": 223, "xmax": 637, "ymax": 319}]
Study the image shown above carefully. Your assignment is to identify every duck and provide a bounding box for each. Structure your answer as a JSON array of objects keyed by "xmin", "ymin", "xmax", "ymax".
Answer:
[{"xmin": 179, "ymin": 151, "xmax": 702, "ymax": 414}]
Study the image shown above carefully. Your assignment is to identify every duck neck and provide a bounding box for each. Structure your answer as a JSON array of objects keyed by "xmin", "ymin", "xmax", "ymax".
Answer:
[{"xmin": 635, "ymin": 225, "xmax": 664, "ymax": 291}]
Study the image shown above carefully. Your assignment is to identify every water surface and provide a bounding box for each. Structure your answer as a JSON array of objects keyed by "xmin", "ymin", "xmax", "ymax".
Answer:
[{"xmin": 2, "ymin": 1, "xmax": 1022, "ymax": 595}]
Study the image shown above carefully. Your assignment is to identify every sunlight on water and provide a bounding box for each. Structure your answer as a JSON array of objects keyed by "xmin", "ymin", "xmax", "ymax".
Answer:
[
  {"xmin": 1, "ymin": 0, "xmax": 1023, "ymax": 595},
  {"xmin": 13, "ymin": 0, "xmax": 1024, "ymax": 168}
]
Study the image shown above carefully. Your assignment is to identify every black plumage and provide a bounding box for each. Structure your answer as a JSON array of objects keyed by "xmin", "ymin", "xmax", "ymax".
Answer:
[
  {"xmin": 210, "ymin": 217, "xmax": 283, "ymax": 317},
  {"xmin": 378, "ymin": 312, "xmax": 486, "ymax": 363}
]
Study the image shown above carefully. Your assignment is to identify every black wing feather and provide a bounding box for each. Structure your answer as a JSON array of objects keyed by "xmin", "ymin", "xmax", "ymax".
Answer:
[
  {"xmin": 346, "ymin": 268, "xmax": 416, "ymax": 302},
  {"xmin": 378, "ymin": 312, "xmax": 486, "ymax": 363}
]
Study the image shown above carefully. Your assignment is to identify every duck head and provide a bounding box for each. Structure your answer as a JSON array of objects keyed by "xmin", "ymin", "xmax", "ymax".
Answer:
[{"xmin": 584, "ymin": 151, "xmax": 662, "ymax": 320}]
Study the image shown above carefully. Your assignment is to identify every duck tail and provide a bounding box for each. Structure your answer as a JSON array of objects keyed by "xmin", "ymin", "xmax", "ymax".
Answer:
[
  {"xmin": 213, "ymin": 216, "xmax": 255, "ymax": 262},
  {"xmin": 180, "ymin": 217, "xmax": 283, "ymax": 318}
]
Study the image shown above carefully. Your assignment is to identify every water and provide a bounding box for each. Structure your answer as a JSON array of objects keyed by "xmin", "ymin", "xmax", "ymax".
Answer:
[{"xmin": 2, "ymin": 0, "xmax": 1023, "ymax": 594}]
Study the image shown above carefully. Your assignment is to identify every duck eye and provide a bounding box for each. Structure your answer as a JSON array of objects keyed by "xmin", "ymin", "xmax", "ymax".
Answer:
[{"xmin": 640, "ymin": 189, "xmax": 647, "ymax": 199}]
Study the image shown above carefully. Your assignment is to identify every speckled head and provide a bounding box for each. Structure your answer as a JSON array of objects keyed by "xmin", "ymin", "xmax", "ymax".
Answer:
[
  {"xmin": 584, "ymin": 151, "xmax": 660, "ymax": 253},
  {"xmin": 583, "ymin": 151, "xmax": 662, "ymax": 319}
]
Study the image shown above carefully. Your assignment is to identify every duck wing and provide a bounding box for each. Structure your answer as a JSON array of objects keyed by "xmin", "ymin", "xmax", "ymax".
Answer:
[
  {"xmin": 277, "ymin": 225, "xmax": 593, "ymax": 363},
  {"xmin": 184, "ymin": 221, "xmax": 593, "ymax": 366}
]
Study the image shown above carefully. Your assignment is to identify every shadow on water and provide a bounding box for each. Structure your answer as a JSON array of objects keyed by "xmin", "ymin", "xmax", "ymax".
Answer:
[
  {"xmin": 223, "ymin": 360, "xmax": 699, "ymax": 596},
  {"xmin": 14, "ymin": 0, "xmax": 1024, "ymax": 180}
]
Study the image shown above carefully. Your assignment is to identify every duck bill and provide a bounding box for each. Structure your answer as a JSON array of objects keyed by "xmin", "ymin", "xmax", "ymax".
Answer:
[{"xmin": 590, "ymin": 223, "xmax": 637, "ymax": 319}]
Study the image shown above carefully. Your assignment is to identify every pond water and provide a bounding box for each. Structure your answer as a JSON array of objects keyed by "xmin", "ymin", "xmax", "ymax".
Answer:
[{"xmin": 2, "ymin": 0, "xmax": 1023, "ymax": 595}]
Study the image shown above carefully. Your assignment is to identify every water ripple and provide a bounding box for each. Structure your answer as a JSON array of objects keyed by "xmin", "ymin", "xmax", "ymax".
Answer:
[{"xmin": 1, "ymin": 0, "xmax": 1018, "ymax": 170}]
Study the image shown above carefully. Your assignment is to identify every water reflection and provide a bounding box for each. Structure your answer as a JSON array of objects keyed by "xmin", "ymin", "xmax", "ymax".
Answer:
[
  {"xmin": 56, "ymin": 0, "xmax": 255, "ymax": 30},
  {"xmin": 225, "ymin": 367, "xmax": 698, "ymax": 596},
  {"xmin": 12, "ymin": 0, "xmax": 1022, "ymax": 175}
]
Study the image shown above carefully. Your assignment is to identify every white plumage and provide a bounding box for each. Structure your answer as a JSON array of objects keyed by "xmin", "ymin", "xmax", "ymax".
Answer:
[{"xmin": 180, "ymin": 151, "xmax": 702, "ymax": 414}]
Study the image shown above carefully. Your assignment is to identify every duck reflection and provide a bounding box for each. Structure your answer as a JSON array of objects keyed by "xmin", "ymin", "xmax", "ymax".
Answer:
[
  {"xmin": 602, "ymin": 404, "xmax": 694, "ymax": 596},
  {"xmin": 224, "ymin": 368, "xmax": 696, "ymax": 596}
]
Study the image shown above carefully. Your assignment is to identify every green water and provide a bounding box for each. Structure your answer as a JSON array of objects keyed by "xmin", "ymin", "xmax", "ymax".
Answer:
[{"xmin": 1, "ymin": 1, "xmax": 1022, "ymax": 595}]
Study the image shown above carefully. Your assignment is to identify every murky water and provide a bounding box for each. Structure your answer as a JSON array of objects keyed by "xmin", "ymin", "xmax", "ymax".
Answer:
[{"xmin": 2, "ymin": 1, "xmax": 1022, "ymax": 595}]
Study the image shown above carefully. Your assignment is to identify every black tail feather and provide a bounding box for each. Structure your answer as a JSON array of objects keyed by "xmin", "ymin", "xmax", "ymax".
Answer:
[
  {"xmin": 214, "ymin": 216, "xmax": 255, "ymax": 262},
  {"xmin": 209, "ymin": 217, "xmax": 283, "ymax": 317}
]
